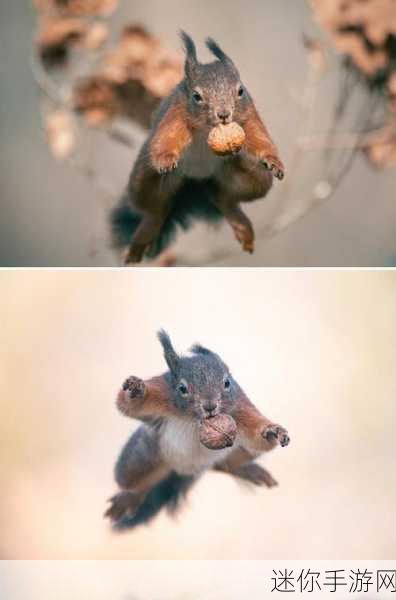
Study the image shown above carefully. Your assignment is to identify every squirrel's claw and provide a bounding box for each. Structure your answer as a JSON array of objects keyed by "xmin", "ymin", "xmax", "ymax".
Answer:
[
  {"xmin": 260, "ymin": 157, "xmax": 284, "ymax": 181},
  {"xmin": 151, "ymin": 152, "xmax": 179, "ymax": 174},
  {"xmin": 158, "ymin": 162, "xmax": 178, "ymax": 174},
  {"xmin": 104, "ymin": 491, "xmax": 140, "ymax": 522},
  {"xmin": 262, "ymin": 424, "xmax": 290, "ymax": 447},
  {"xmin": 122, "ymin": 376, "xmax": 146, "ymax": 399},
  {"xmin": 117, "ymin": 376, "xmax": 146, "ymax": 417},
  {"xmin": 233, "ymin": 223, "xmax": 255, "ymax": 254}
]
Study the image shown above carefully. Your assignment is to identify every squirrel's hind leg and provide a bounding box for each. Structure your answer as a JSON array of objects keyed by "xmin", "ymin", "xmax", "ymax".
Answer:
[
  {"xmin": 214, "ymin": 447, "xmax": 277, "ymax": 487},
  {"xmin": 227, "ymin": 462, "xmax": 278, "ymax": 487},
  {"xmin": 105, "ymin": 490, "xmax": 143, "ymax": 521},
  {"xmin": 210, "ymin": 191, "xmax": 255, "ymax": 254},
  {"xmin": 124, "ymin": 214, "xmax": 167, "ymax": 264},
  {"xmin": 105, "ymin": 425, "xmax": 169, "ymax": 523},
  {"xmin": 124, "ymin": 157, "xmax": 180, "ymax": 264},
  {"xmin": 213, "ymin": 154, "xmax": 276, "ymax": 254}
]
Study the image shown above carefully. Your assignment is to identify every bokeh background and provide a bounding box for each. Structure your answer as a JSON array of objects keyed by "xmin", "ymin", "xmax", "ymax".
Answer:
[
  {"xmin": 1, "ymin": 268, "xmax": 395, "ymax": 559},
  {"xmin": 1, "ymin": 0, "xmax": 396, "ymax": 267}
]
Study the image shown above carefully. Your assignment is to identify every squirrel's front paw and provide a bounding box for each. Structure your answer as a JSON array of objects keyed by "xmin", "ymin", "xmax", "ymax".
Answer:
[
  {"xmin": 151, "ymin": 152, "xmax": 179, "ymax": 174},
  {"xmin": 262, "ymin": 424, "xmax": 290, "ymax": 447},
  {"xmin": 122, "ymin": 376, "xmax": 146, "ymax": 398},
  {"xmin": 117, "ymin": 376, "xmax": 146, "ymax": 416},
  {"xmin": 259, "ymin": 155, "xmax": 284, "ymax": 180}
]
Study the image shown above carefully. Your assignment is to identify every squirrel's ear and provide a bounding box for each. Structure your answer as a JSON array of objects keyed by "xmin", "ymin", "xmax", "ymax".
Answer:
[
  {"xmin": 158, "ymin": 329, "xmax": 180, "ymax": 375},
  {"xmin": 205, "ymin": 37, "xmax": 235, "ymax": 69},
  {"xmin": 180, "ymin": 30, "xmax": 198, "ymax": 80},
  {"xmin": 190, "ymin": 343, "xmax": 214, "ymax": 357}
]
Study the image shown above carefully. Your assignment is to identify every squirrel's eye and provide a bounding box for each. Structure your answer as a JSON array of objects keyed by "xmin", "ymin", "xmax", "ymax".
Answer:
[
  {"xmin": 192, "ymin": 91, "xmax": 203, "ymax": 103},
  {"xmin": 223, "ymin": 377, "xmax": 231, "ymax": 390},
  {"xmin": 178, "ymin": 382, "xmax": 189, "ymax": 396},
  {"xmin": 237, "ymin": 86, "xmax": 244, "ymax": 98}
]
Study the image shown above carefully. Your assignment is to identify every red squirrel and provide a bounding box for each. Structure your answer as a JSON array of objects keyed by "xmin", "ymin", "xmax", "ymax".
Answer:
[
  {"xmin": 105, "ymin": 330, "xmax": 290, "ymax": 529},
  {"xmin": 111, "ymin": 32, "xmax": 284, "ymax": 264}
]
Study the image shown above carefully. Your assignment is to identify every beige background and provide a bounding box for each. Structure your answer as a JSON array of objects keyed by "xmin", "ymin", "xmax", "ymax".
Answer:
[
  {"xmin": 0, "ymin": 268, "xmax": 395, "ymax": 559},
  {"xmin": 1, "ymin": 1, "xmax": 396, "ymax": 266},
  {"xmin": 2, "ymin": 560, "xmax": 396, "ymax": 600}
]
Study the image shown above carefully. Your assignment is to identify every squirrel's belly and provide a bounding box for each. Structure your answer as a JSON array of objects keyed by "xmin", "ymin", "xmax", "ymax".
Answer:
[
  {"xmin": 159, "ymin": 417, "xmax": 233, "ymax": 476},
  {"xmin": 179, "ymin": 134, "xmax": 223, "ymax": 180}
]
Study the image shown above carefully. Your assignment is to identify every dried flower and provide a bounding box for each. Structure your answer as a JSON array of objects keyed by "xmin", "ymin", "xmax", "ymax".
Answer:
[
  {"xmin": 73, "ymin": 76, "xmax": 119, "ymax": 125},
  {"xmin": 309, "ymin": 0, "xmax": 396, "ymax": 78},
  {"xmin": 36, "ymin": 16, "xmax": 87, "ymax": 65},
  {"xmin": 82, "ymin": 22, "xmax": 109, "ymax": 50},
  {"xmin": 33, "ymin": 0, "xmax": 119, "ymax": 16},
  {"xmin": 302, "ymin": 34, "xmax": 327, "ymax": 72},
  {"xmin": 308, "ymin": 0, "xmax": 396, "ymax": 169},
  {"xmin": 45, "ymin": 110, "xmax": 75, "ymax": 158},
  {"xmin": 73, "ymin": 24, "xmax": 183, "ymax": 128},
  {"xmin": 363, "ymin": 124, "xmax": 396, "ymax": 168}
]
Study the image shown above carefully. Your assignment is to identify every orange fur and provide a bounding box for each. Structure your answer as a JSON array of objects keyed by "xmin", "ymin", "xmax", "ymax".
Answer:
[
  {"xmin": 232, "ymin": 392, "xmax": 279, "ymax": 452},
  {"xmin": 117, "ymin": 375, "xmax": 179, "ymax": 420},
  {"xmin": 149, "ymin": 103, "xmax": 193, "ymax": 173},
  {"xmin": 241, "ymin": 104, "xmax": 284, "ymax": 176}
]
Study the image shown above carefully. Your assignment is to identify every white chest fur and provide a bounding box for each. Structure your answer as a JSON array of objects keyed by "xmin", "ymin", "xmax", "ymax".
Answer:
[
  {"xmin": 179, "ymin": 133, "xmax": 223, "ymax": 180},
  {"xmin": 159, "ymin": 417, "xmax": 234, "ymax": 476}
]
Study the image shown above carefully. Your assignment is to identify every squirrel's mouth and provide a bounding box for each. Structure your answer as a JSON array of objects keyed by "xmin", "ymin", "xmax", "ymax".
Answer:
[
  {"xmin": 200, "ymin": 406, "xmax": 221, "ymax": 419},
  {"xmin": 210, "ymin": 117, "xmax": 233, "ymax": 128}
]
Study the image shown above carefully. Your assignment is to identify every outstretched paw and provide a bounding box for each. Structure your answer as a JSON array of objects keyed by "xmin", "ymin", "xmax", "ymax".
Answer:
[
  {"xmin": 117, "ymin": 376, "xmax": 146, "ymax": 416},
  {"xmin": 262, "ymin": 424, "xmax": 290, "ymax": 447},
  {"xmin": 151, "ymin": 152, "xmax": 179, "ymax": 175},
  {"xmin": 260, "ymin": 155, "xmax": 284, "ymax": 180},
  {"xmin": 122, "ymin": 376, "xmax": 146, "ymax": 398}
]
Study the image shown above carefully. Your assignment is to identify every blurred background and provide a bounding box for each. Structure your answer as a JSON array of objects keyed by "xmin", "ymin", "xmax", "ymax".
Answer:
[
  {"xmin": 1, "ymin": 268, "xmax": 395, "ymax": 559},
  {"xmin": 1, "ymin": 0, "xmax": 396, "ymax": 267}
]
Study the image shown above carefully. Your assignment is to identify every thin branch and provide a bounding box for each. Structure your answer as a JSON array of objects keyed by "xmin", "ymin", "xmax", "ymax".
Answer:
[{"xmin": 298, "ymin": 123, "xmax": 396, "ymax": 151}]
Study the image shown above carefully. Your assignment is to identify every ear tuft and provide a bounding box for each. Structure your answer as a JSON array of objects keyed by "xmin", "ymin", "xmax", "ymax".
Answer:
[
  {"xmin": 190, "ymin": 343, "xmax": 213, "ymax": 356},
  {"xmin": 158, "ymin": 329, "xmax": 180, "ymax": 374},
  {"xmin": 205, "ymin": 37, "xmax": 234, "ymax": 67},
  {"xmin": 180, "ymin": 30, "xmax": 197, "ymax": 61},
  {"xmin": 180, "ymin": 30, "xmax": 198, "ymax": 79}
]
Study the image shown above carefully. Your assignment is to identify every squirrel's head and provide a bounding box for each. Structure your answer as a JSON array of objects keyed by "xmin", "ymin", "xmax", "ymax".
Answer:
[
  {"xmin": 180, "ymin": 31, "xmax": 250, "ymax": 130},
  {"xmin": 158, "ymin": 329, "xmax": 237, "ymax": 420}
]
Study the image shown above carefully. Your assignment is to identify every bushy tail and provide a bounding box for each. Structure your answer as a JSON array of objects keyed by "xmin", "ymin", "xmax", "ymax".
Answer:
[
  {"xmin": 114, "ymin": 471, "xmax": 196, "ymax": 531},
  {"xmin": 110, "ymin": 178, "xmax": 223, "ymax": 259}
]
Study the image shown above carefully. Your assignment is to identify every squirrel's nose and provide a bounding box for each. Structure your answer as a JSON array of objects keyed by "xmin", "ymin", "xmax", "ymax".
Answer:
[
  {"xmin": 203, "ymin": 400, "xmax": 217, "ymax": 415},
  {"xmin": 217, "ymin": 110, "xmax": 231, "ymax": 123}
]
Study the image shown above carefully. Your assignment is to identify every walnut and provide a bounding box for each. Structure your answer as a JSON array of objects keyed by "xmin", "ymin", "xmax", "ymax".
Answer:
[
  {"xmin": 207, "ymin": 122, "xmax": 246, "ymax": 156},
  {"xmin": 199, "ymin": 414, "xmax": 237, "ymax": 450}
]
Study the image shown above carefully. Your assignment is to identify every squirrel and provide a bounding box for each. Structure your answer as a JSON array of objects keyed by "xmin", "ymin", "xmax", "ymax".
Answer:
[
  {"xmin": 111, "ymin": 32, "xmax": 284, "ymax": 264},
  {"xmin": 105, "ymin": 330, "xmax": 290, "ymax": 529}
]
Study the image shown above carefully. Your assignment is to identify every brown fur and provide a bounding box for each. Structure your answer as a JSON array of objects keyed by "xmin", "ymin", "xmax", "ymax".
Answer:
[
  {"xmin": 106, "ymin": 373, "xmax": 289, "ymax": 522},
  {"xmin": 119, "ymin": 33, "xmax": 284, "ymax": 263},
  {"xmin": 149, "ymin": 102, "xmax": 193, "ymax": 173}
]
